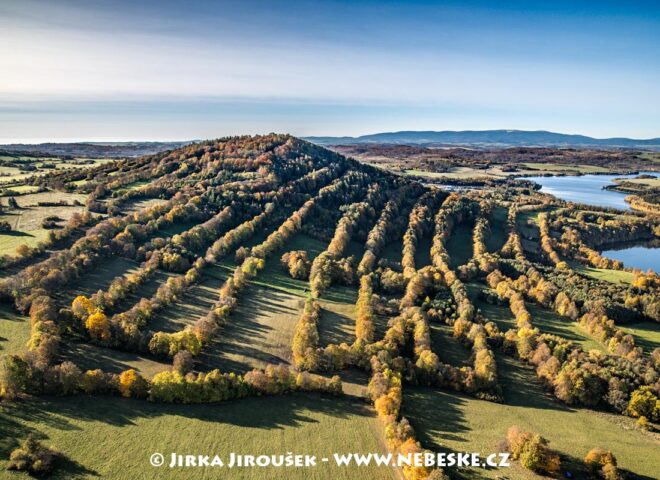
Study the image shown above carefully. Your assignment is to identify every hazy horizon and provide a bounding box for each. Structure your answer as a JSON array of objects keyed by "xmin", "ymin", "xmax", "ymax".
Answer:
[
  {"xmin": 2, "ymin": 128, "xmax": 660, "ymax": 146},
  {"xmin": 1, "ymin": 0, "xmax": 659, "ymax": 142}
]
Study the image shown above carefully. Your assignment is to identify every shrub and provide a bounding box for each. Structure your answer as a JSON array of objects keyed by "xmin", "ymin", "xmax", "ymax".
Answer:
[
  {"xmin": 380, "ymin": 268, "xmax": 406, "ymax": 293},
  {"xmin": 281, "ymin": 250, "xmax": 311, "ymax": 280},
  {"xmin": 173, "ymin": 350, "xmax": 194, "ymax": 375},
  {"xmin": 584, "ymin": 448, "xmax": 622, "ymax": 480},
  {"xmin": 149, "ymin": 330, "xmax": 201, "ymax": 357},
  {"xmin": 118, "ymin": 369, "xmax": 148, "ymax": 398},
  {"xmin": 627, "ymin": 386, "xmax": 659, "ymax": 422},
  {"xmin": 0, "ymin": 355, "xmax": 30, "ymax": 399},
  {"xmin": 7, "ymin": 435, "xmax": 60, "ymax": 475},
  {"xmin": 86, "ymin": 310, "xmax": 111, "ymax": 341},
  {"xmin": 504, "ymin": 426, "xmax": 561, "ymax": 474}
]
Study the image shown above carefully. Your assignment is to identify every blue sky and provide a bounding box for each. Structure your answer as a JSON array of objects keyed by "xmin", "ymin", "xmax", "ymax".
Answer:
[{"xmin": 0, "ymin": 0, "xmax": 658, "ymax": 142}]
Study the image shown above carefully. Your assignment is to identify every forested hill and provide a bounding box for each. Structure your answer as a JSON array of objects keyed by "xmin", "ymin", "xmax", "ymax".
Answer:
[
  {"xmin": 305, "ymin": 130, "xmax": 660, "ymax": 150},
  {"xmin": 1, "ymin": 133, "xmax": 658, "ymax": 480}
]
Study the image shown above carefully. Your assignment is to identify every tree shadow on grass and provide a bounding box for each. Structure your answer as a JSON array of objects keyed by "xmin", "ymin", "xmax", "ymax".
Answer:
[
  {"xmin": 496, "ymin": 350, "xmax": 574, "ymax": 413},
  {"xmin": 526, "ymin": 303, "xmax": 595, "ymax": 348},
  {"xmin": 0, "ymin": 230, "xmax": 34, "ymax": 238},
  {"xmin": 322, "ymin": 284, "xmax": 357, "ymax": 305},
  {"xmin": 59, "ymin": 340, "xmax": 170, "ymax": 378},
  {"xmin": 555, "ymin": 451, "xmax": 657, "ymax": 480},
  {"xmin": 0, "ymin": 409, "xmax": 102, "ymax": 477},
  {"xmin": 0, "ymin": 305, "xmax": 27, "ymax": 323},
  {"xmin": 56, "ymin": 257, "xmax": 137, "ymax": 302},
  {"xmin": 252, "ymin": 268, "xmax": 309, "ymax": 297},
  {"xmin": 5, "ymin": 390, "xmax": 653, "ymax": 480},
  {"xmin": 0, "ymin": 407, "xmax": 99, "ymax": 479},
  {"xmin": 446, "ymin": 219, "xmax": 474, "ymax": 269},
  {"xmin": 55, "ymin": 455, "xmax": 101, "ymax": 478},
  {"xmin": 402, "ymin": 387, "xmax": 495, "ymax": 480},
  {"xmin": 373, "ymin": 312, "xmax": 395, "ymax": 343},
  {"xmin": 620, "ymin": 321, "xmax": 660, "ymax": 354},
  {"xmin": 198, "ymin": 286, "xmax": 301, "ymax": 373},
  {"xmin": 3, "ymin": 393, "xmax": 374, "ymax": 480},
  {"xmin": 485, "ymin": 206, "xmax": 508, "ymax": 253},
  {"xmin": 108, "ymin": 268, "xmax": 176, "ymax": 315},
  {"xmin": 1, "ymin": 391, "xmax": 376, "ymax": 437},
  {"xmin": 318, "ymin": 306, "xmax": 354, "ymax": 347},
  {"xmin": 414, "ymin": 234, "xmax": 433, "ymax": 269},
  {"xmin": 428, "ymin": 319, "xmax": 472, "ymax": 368},
  {"xmin": 147, "ymin": 270, "xmax": 229, "ymax": 333},
  {"xmin": 380, "ymin": 239, "xmax": 403, "ymax": 264}
]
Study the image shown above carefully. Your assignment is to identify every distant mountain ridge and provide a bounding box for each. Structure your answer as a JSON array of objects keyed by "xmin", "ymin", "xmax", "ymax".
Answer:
[
  {"xmin": 0, "ymin": 141, "xmax": 191, "ymax": 158},
  {"xmin": 304, "ymin": 130, "xmax": 660, "ymax": 150}
]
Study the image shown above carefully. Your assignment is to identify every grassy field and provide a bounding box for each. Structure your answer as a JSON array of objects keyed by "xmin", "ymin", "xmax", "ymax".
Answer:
[
  {"xmin": 569, "ymin": 261, "xmax": 634, "ymax": 285},
  {"xmin": 122, "ymin": 197, "xmax": 167, "ymax": 213},
  {"xmin": 526, "ymin": 302, "xmax": 605, "ymax": 353},
  {"xmin": 520, "ymin": 163, "xmax": 610, "ymax": 174},
  {"xmin": 414, "ymin": 234, "xmax": 433, "ymax": 269},
  {"xmin": 56, "ymin": 257, "xmax": 140, "ymax": 304},
  {"xmin": 380, "ymin": 239, "xmax": 403, "ymax": 264},
  {"xmin": 404, "ymin": 163, "xmax": 615, "ymax": 181},
  {"xmin": 318, "ymin": 285, "xmax": 357, "ymax": 347},
  {"xmin": 199, "ymin": 233, "xmax": 326, "ymax": 373},
  {"xmin": 428, "ymin": 318, "xmax": 472, "ymax": 367},
  {"xmin": 160, "ymin": 221, "xmax": 202, "ymax": 238},
  {"xmin": 517, "ymin": 210, "xmax": 541, "ymax": 232},
  {"xmin": 404, "ymin": 353, "xmax": 659, "ymax": 480},
  {"xmin": 466, "ymin": 283, "xmax": 605, "ymax": 352},
  {"xmin": 517, "ymin": 212, "xmax": 541, "ymax": 238},
  {"xmin": 1, "ymin": 185, "xmax": 41, "ymax": 194},
  {"xmin": 149, "ymin": 269, "xmax": 228, "ymax": 334},
  {"xmin": 200, "ymin": 281, "xmax": 304, "ymax": 373},
  {"xmin": 637, "ymin": 152, "xmax": 660, "ymax": 163},
  {"xmin": 61, "ymin": 341, "xmax": 171, "ymax": 379},
  {"xmin": 2, "ymin": 190, "xmax": 87, "ymax": 207},
  {"xmin": 445, "ymin": 221, "xmax": 473, "ymax": 268},
  {"xmin": 0, "ymin": 231, "xmax": 50, "ymax": 257},
  {"xmin": 0, "ymin": 202, "xmax": 84, "ymax": 232},
  {"xmin": 0, "ymin": 191, "xmax": 87, "ymax": 255},
  {"xmin": 412, "ymin": 167, "xmax": 498, "ymax": 180},
  {"xmin": 619, "ymin": 321, "xmax": 660, "ymax": 354},
  {"xmin": 485, "ymin": 206, "xmax": 508, "ymax": 253},
  {"xmin": 516, "ymin": 210, "xmax": 542, "ymax": 255},
  {"xmin": 404, "ymin": 169, "xmax": 454, "ymax": 179},
  {"xmin": 0, "ymin": 394, "xmax": 398, "ymax": 480},
  {"xmin": 108, "ymin": 179, "xmax": 153, "ymax": 197},
  {"xmin": 0, "ymin": 304, "xmax": 31, "ymax": 358},
  {"xmin": 108, "ymin": 269, "xmax": 177, "ymax": 315},
  {"xmin": 0, "ymin": 158, "xmax": 113, "ymax": 188},
  {"xmin": 138, "ymin": 221, "xmax": 283, "ymax": 332},
  {"xmin": 613, "ymin": 176, "xmax": 660, "ymax": 187}
]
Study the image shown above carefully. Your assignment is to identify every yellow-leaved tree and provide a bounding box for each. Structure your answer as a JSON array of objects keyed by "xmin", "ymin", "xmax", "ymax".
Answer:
[
  {"xmin": 72, "ymin": 295, "xmax": 94, "ymax": 320},
  {"xmin": 85, "ymin": 310, "xmax": 111, "ymax": 341},
  {"xmin": 118, "ymin": 369, "xmax": 148, "ymax": 398}
]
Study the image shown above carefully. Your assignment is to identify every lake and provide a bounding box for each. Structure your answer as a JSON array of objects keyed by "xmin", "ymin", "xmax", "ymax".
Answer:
[
  {"xmin": 523, "ymin": 172, "xmax": 656, "ymax": 210},
  {"xmin": 601, "ymin": 244, "xmax": 660, "ymax": 273}
]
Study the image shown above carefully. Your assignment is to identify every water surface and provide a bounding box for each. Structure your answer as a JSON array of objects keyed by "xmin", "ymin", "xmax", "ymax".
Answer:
[
  {"xmin": 523, "ymin": 172, "xmax": 656, "ymax": 210},
  {"xmin": 601, "ymin": 245, "xmax": 660, "ymax": 273}
]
